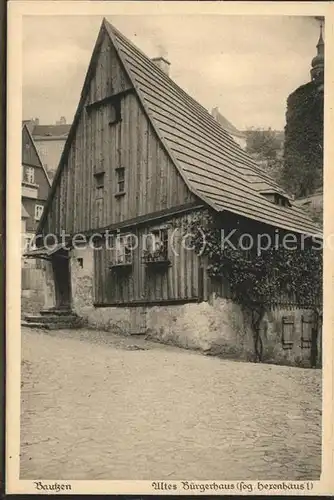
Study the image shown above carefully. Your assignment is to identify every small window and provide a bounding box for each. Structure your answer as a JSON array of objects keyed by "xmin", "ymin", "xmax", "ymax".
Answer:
[
  {"xmin": 94, "ymin": 172, "xmax": 104, "ymax": 188},
  {"xmin": 24, "ymin": 167, "xmax": 35, "ymax": 184},
  {"xmin": 109, "ymin": 101, "xmax": 121, "ymax": 126},
  {"xmin": 262, "ymin": 191, "xmax": 290, "ymax": 207},
  {"xmin": 94, "ymin": 172, "xmax": 105, "ymax": 199},
  {"xmin": 111, "ymin": 233, "xmax": 133, "ymax": 265},
  {"xmin": 116, "ymin": 167, "xmax": 125, "ymax": 194},
  {"xmin": 77, "ymin": 258, "xmax": 84, "ymax": 268},
  {"xmin": 34, "ymin": 204, "xmax": 44, "ymax": 221},
  {"xmin": 144, "ymin": 228, "xmax": 169, "ymax": 262},
  {"xmin": 275, "ymin": 194, "xmax": 288, "ymax": 207}
]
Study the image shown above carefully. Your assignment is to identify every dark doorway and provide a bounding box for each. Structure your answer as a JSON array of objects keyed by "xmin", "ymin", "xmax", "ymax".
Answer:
[{"xmin": 52, "ymin": 249, "xmax": 72, "ymax": 309}]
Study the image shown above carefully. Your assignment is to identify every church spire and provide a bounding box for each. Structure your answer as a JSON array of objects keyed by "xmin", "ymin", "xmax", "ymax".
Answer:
[
  {"xmin": 311, "ymin": 21, "xmax": 324, "ymax": 85},
  {"xmin": 316, "ymin": 21, "xmax": 324, "ymax": 54}
]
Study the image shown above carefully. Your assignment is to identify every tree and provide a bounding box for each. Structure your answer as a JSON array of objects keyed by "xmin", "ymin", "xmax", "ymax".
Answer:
[
  {"xmin": 245, "ymin": 128, "xmax": 284, "ymax": 184},
  {"xmin": 282, "ymin": 82, "xmax": 323, "ymax": 198},
  {"xmin": 245, "ymin": 128, "xmax": 281, "ymax": 159}
]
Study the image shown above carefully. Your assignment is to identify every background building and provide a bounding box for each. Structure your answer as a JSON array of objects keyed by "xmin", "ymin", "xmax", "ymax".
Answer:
[
  {"xmin": 211, "ymin": 107, "xmax": 246, "ymax": 150},
  {"xmin": 21, "ymin": 123, "xmax": 51, "ymax": 252},
  {"xmin": 23, "ymin": 117, "xmax": 71, "ymax": 181},
  {"xmin": 21, "ymin": 123, "xmax": 51, "ymax": 313}
]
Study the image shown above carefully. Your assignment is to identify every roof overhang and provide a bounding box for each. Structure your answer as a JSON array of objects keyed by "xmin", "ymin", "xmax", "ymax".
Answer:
[{"xmin": 23, "ymin": 243, "xmax": 68, "ymax": 259}]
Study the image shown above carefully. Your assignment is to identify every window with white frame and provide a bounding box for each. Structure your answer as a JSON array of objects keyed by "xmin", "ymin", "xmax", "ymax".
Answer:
[
  {"xmin": 111, "ymin": 233, "xmax": 134, "ymax": 265},
  {"xmin": 34, "ymin": 204, "xmax": 44, "ymax": 220},
  {"xmin": 24, "ymin": 166, "xmax": 35, "ymax": 184},
  {"xmin": 25, "ymin": 237, "xmax": 32, "ymax": 250}
]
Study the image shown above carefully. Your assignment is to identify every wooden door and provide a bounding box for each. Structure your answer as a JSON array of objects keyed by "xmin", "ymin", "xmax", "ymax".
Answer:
[{"xmin": 52, "ymin": 251, "xmax": 72, "ymax": 309}]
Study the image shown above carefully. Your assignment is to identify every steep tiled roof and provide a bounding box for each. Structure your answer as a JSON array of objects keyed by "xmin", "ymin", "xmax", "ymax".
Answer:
[
  {"xmin": 21, "ymin": 204, "xmax": 29, "ymax": 219},
  {"xmin": 32, "ymin": 124, "xmax": 71, "ymax": 138},
  {"xmin": 22, "ymin": 119, "xmax": 35, "ymax": 134},
  {"xmin": 22, "ymin": 120, "xmax": 71, "ymax": 139},
  {"xmin": 21, "ymin": 123, "xmax": 52, "ymax": 188},
  {"xmin": 104, "ymin": 20, "xmax": 320, "ymax": 235}
]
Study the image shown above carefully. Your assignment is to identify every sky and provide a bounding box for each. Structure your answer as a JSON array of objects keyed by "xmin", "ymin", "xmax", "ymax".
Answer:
[{"xmin": 22, "ymin": 14, "xmax": 323, "ymax": 131}]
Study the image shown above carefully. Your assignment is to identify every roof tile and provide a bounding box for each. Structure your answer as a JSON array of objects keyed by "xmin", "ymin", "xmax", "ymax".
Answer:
[{"xmin": 105, "ymin": 20, "xmax": 320, "ymax": 235}]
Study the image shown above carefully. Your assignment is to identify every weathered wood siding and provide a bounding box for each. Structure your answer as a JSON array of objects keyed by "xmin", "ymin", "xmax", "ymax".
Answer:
[
  {"xmin": 93, "ymin": 212, "xmax": 202, "ymax": 304},
  {"xmin": 42, "ymin": 30, "xmax": 195, "ymax": 236}
]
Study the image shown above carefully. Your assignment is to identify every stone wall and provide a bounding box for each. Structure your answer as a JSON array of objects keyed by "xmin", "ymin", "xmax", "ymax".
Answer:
[
  {"xmin": 21, "ymin": 289, "xmax": 45, "ymax": 315},
  {"xmin": 145, "ymin": 298, "xmax": 254, "ymax": 359},
  {"xmin": 145, "ymin": 296, "xmax": 320, "ymax": 367},
  {"xmin": 70, "ymin": 247, "xmax": 94, "ymax": 317},
  {"xmin": 66, "ymin": 248, "xmax": 321, "ymax": 367},
  {"xmin": 21, "ymin": 260, "xmax": 47, "ymax": 315}
]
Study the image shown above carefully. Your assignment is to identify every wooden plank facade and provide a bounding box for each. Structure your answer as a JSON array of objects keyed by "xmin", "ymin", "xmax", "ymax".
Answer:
[
  {"xmin": 42, "ymin": 31, "xmax": 195, "ymax": 237},
  {"xmin": 37, "ymin": 20, "xmax": 321, "ymax": 310},
  {"xmin": 93, "ymin": 212, "xmax": 203, "ymax": 305}
]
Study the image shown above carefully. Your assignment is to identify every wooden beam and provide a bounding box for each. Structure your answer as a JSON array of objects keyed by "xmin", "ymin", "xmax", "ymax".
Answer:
[
  {"xmin": 37, "ymin": 201, "xmax": 205, "ymax": 241},
  {"xmin": 86, "ymin": 88, "xmax": 134, "ymax": 113},
  {"xmin": 93, "ymin": 297, "xmax": 201, "ymax": 308},
  {"xmin": 99, "ymin": 201, "xmax": 205, "ymax": 234}
]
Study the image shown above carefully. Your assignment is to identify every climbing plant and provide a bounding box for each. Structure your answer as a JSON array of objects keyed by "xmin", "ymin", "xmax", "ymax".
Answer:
[{"xmin": 188, "ymin": 211, "xmax": 323, "ymax": 361}]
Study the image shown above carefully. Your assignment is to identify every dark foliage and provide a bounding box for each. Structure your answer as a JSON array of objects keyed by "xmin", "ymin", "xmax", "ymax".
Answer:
[{"xmin": 283, "ymin": 82, "xmax": 323, "ymax": 198}]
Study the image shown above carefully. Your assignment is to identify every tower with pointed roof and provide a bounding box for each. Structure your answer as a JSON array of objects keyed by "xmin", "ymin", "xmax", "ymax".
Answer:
[
  {"xmin": 283, "ymin": 20, "xmax": 324, "ymax": 203},
  {"xmin": 310, "ymin": 22, "xmax": 324, "ymax": 91}
]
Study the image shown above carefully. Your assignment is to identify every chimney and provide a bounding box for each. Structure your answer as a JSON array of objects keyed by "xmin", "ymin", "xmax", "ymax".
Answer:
[
  {"xmin": 152, "ymin": 56, "xmax": 170, "ymax": 76},
  {"xmin": 34, "ymin": 117, "xmax": 39, "ymax": 125},
  {"xmin": 58, "ymin": 116, "xmax": 66, "ymax": 125},
  {"xmin": 211, "ymin": 107, "xmax": 219, "ymax": 120}
]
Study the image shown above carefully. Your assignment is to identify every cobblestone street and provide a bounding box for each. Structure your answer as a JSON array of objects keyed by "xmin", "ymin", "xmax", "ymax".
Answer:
[{"xmin": 20, "ymin": 327, "xmax": 321, "ymax": 480}]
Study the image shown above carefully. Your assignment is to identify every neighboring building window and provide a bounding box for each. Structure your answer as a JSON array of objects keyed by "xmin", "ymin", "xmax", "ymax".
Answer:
[
  {"xmin": 34, "ymin": 204, "xmax": 44, "ymax": 220},
  {"xmin": 25, "ymin": 237, "xmax": 32, "ymax": 249},
  {"xmin": 24, "ymin": 166, "xmax": 35, "ymax": 184},
  {"xmin": 116, "ymin": 167, "xmax": 125, "ymax": 194},
  {"xmin": 24, "ymin": 236, "xmax": 36, "ymax": 252}
]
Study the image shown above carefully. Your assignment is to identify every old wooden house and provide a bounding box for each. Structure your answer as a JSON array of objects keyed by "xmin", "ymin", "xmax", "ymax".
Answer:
[{"xmin": 26, "ymin": 19, "xmax": 322, "ymax": 366}]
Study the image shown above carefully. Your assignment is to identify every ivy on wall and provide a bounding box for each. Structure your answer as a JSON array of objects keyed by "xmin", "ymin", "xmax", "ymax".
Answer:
[
  {"xmin": 283, "ymin": 81, "xmax": 323, "ymax": 198},
  {"xmin": 189, "ymin": 211, "xmax": 323, "ymax": 361}
]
